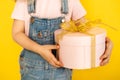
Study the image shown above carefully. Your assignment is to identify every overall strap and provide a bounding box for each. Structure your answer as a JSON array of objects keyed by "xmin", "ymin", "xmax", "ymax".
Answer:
[
  {"xmin": 61, "ymin": 0, "xmax": 69, "ymax": 14},
  {"xmin": 27, "ymin": 0, "xmax": 68, "ymax": 15},
  {"xmin": 27, "ymin": 0, "xmax": 36, "ymax": 14}
]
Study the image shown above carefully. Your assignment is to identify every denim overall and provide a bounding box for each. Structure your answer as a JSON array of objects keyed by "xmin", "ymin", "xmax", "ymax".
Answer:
[{"xmin": 19, "ymin": 0, "xmax": 72, "ymax": 80}]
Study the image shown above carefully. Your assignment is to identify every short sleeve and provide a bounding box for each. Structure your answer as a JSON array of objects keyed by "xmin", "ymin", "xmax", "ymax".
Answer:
[
  {"xmin": 11, "ymin": 0, "xmax": 26, "ymax": 21},
  {"xmin": 72, "ymin": 0, "xmax": 87, "ymax": 20}
]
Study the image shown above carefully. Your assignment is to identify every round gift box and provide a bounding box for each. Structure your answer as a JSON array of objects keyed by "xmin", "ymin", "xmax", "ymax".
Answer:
[{"xmin": 54, "ymin": 27, "xmax": 106, "ymax": 69}]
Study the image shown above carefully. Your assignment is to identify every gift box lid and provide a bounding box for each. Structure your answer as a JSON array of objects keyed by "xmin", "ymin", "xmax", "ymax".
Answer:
[{"xmin": 55, "ymin": 27, "xmax": 106, "ymax": 46}]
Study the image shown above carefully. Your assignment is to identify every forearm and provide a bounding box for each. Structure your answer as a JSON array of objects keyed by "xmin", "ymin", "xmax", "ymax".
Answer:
[
  {"xmin": 12, "ymin": 32, "xmax": 43, "ymax": 54},
  {"xmin": 12, "ymin": 19, "xmax": 43, "ymax": 55}
]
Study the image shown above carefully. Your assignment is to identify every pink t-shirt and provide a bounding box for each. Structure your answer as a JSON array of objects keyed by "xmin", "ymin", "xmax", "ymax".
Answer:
[{"xmin": 12, "ymin": 0, "xmax": 86, "ymax": 35}]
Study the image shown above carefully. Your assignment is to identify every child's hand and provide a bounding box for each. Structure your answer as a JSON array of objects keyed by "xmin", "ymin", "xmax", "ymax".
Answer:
[
  {"xmin": 100, "ymin": 37, "xmax": 113, "ymax": 66},
  {"xmin": 40, "ymin": 45, "xmax": 63, "ymax": 68}
]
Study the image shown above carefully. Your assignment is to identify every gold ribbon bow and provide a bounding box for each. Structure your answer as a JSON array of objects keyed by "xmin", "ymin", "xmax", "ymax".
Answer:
[{"xmin": 61, "ymin": 19, "xmax": 118, "ymax": 32}]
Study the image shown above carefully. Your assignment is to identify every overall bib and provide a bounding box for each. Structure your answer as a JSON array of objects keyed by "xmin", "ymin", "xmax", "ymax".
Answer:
[{"xmin": 19, "ymin": 0, "xmax": 72, "ymax": 80}]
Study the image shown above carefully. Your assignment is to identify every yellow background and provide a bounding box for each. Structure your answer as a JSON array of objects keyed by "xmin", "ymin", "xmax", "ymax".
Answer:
[{"xmin": 0, "ymin": 0, "xmax": 120, "ymax": 80}]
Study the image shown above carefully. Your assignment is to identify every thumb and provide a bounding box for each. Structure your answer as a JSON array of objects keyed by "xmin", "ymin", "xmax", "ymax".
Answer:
[
  {"xmin": 100, "ymin": 54, "xmax": 107, "ymax": 60},
  {"xmin": 49, "ymin": 45, "xmax": 59, "ymax": 49}
]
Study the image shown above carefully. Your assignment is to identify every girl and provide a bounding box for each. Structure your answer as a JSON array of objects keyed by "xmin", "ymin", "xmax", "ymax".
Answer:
[{"xmin": 12, "ymin": 0, "xmax": 113, "ymax": 80}]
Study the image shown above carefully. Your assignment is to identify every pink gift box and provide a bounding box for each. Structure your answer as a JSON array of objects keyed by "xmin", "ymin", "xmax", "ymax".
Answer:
[{"xmin": 54, "ymin": 27, "xmax": 106, "ymax": 69}]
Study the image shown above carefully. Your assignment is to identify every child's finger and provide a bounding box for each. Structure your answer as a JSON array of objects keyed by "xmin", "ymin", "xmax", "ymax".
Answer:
[
  {"xmin": 49, "ymin": 60, "xmax": 61, "ymax": 68},
  {"xmin": 51, "ymin": 45, "xmax": 59, "ymax": 49},
  {"xmin": 100, "ymin": 57, "xmax": 109, "ymax": 66},
  {"xmin": 43, "ymin": 45, "xmax": 59, "ymax": 50},
  {"xmin": 100, "ymin": 53, "xmax": 109, "ymax": 60},
  {"xmin": 100, "ymin": 45, "xmax": 112, "ymax": 60},
  {"xmin": 106, "ymin": 38, "xmax": 113, "ymax": 50},
  {"xmin": 100, "ymin": 37, "xmax": 113, "ymax": 60},
  {"xmin": 51, "ymin": 56, "xmax": 63, "ymax": 67}
]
